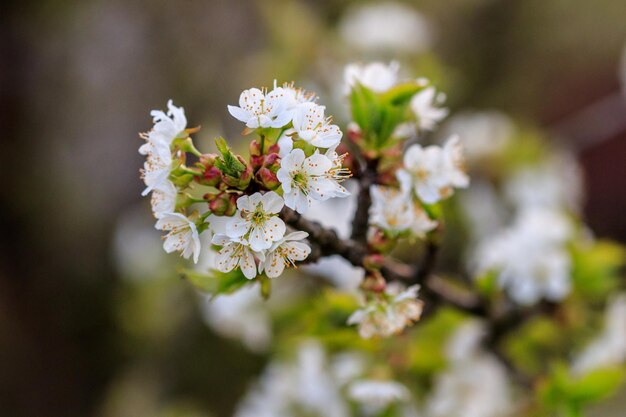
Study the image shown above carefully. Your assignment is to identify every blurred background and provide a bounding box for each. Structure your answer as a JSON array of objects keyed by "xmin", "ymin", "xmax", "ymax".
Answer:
[{"xmin": 1, "ymin": 0, "xmax": 626, "ymax": 416}]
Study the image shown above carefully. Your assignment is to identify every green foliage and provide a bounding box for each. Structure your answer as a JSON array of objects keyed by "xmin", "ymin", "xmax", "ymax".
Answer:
[
  {"xmin": 508, "ymin": 317, "xmax": 568, "ymax": 375},
  {"xmin": 475, "ymin": 271, "xmax": 499, "ymax": 298},
  {"xmin": 571, "ymin": 240, "xmax": 625, "ymax": 300},
  {"xmin": 407, "ymin": 308, "xmax": 466, "ymax": 376},
  {"xmin": 539, "ymin": 364, "xmax": 624, "ymax": 417},
  {"xmin": 272, "ymin": 288, "xmax": 369, "ymax": 352},
  {"xmin": 180, "ymin": 268, "xmax": 251, "ymax": 297},
  {"xmin": 214, "ymin": 137, "xmax": 245, "ymax": 176},
  {"xmin": 349, "ymin": 81, "xmax": 424, "ymax": 151}
]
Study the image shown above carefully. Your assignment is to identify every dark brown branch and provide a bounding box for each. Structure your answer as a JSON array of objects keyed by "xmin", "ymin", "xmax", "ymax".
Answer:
[
  {"xmin": 280, "ymin": 207, "xmax": 368, "ymax": 268},
  {"xmin": 350, "ymin": 158, "xmax": 379, "ymax": 243},
  {"xmin": 413, "ymin": 236, "xmax": 440, "ymax": 284}
]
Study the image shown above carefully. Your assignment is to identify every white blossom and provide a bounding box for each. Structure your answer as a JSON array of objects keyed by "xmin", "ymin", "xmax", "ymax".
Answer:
[
  {"xmin": 228, "ymin": 87, "xmax": 291, "ymax": 129},
  {"xmin": 139, "ymin": 99, "xmax": 187, "ymax": 156},
  {"xmin": 370, "ymin": 185, "xmax": 437, "ymax": 236},
  {"xmin": 504, "ymin": 153, "xmax": 583, "ymax": 213},
  {"xmin": 397, "ymin": 136, "xmax": 469, "ymax": 204},
  {"xmin": 411, "ymin": 86, "xmax": 448, "ymax": 131},
  {"xmin": 291, "ymin": 102, "xmax": 342, "ymax": 148},
  {"xmin": 573, "ymin": 294, "xmax": 626, "ymax": 374},
  {"xmin": 212, "ymin": 234, "xmax": 263, "ymax": 279},
  {"xmin": 140, "ymin": 139, "xmax": 172, "ymax": 196},
  {"xmin": 280, "ymin": 81, "xmax": 317, "ymax": 109},
  {"xmin": 344, "ymin": 61, "xmax": 400, "ymax": 93},
  {"xmin": 200, "ymin": 282, "xmax": 272, "ymax": 352},
  {"xmin": 259, "ymin": 231, "xmax": 311, "ymax": 278},
  {"xmin": 234, "ymin": 341, "xmax": 350, "ymax": 417},
  {"xmin": 475, "ymin": 208, "xmax": 573, "ymax": 305},
  {"xmin": 348, "ymin": 284, "xmax": 423, "ymax": 338},
  {"xmin": 426, "ymin": 321, "xmax": 513, "ymax": 417},
  {"xmin": 277, "ymin": 149, "xmax": 349, "ymax": 214},
  {"xmin": 150, "ymin": 180, "xmax": 177, "ymax": 218},
  {"xmin": 427, "ymin": 355, "xmax": 512, "ymax": 417},
  {"xmin": 226, "ymin": 192, "xmax": 286, "ymax": 251},
  {"xmin": 339, "ymin": 2, "xmax": 432, "ymax": 54},
  {"xmin": 348, "ymin": 379, "xmax": 410, "ymax": 409},
  {"xmin": 440, "ymin": 111, "xmax": 513, "ymax": 161},
  {"xmin": 154, "ymin": 212, "xmax": 201, "ymax": 264}
]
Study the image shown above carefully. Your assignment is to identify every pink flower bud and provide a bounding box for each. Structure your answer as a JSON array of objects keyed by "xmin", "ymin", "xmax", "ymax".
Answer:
[
  {"xmin": 361, "ymin": 270, "xmax": 386, "ymax": 293},
  {"xmin": 249, "ymin": 139, "xmax": 262, "ymax": 157},
  {"xmin": 256, "ymin": 167, "xmax": 280, "ymax": 190},
  {"xmin": 263, "ymin": 153, "xmax": 281, "ymax": 172},
  {"xmin": 250, "ymin": 154, "xmax": 266, "ymax": 170},
  {"xmin": 367, "ymin": 228, "xmax": 395, "ymax": 253},
  {"xmin": 267, "ymin": 143, "xmax": 280, "ymax": 154},
  {"xmin": 363, "ymin": 254, "xmax": 385, "ymax": 271},
  {"xmin": 195, "ymin": 154, "xmax": 223, "ymax": 186},
  {"xmin": 208, "ymin": 192, "xmax": 237, "ymax": 216}
]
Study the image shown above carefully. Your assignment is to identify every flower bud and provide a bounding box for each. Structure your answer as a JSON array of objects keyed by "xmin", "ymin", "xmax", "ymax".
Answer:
[
  {"xmin": 208, "ymin": 192, "xmax": 237, "ymax": 216},
  {"xmin": 363, "ymin": 254, "xmax": 385, "ymax": 271},
  {"xmin": 249, "ymin": 139, "xmax": 262, "ymax": 157},
  {"xmin": 256, "ymin": 167, "xmax": 280, "ymax": 190},
  {"xmin": 195, "ymin": 153, "xmax": 223, "ymax": 186},
  {"xmin": 267, "ymin": 142, "xmax": 280, "ymax": 154},
  {"xmin": 263, "ymin": 153, "xmax": 281, "ymax": 172},
  {"xmin": 347, "ymin": 122, "xmax": 362, "ymax": 145},
  {"xmin": 222, "ymin": 156, "xmax": 252, "ymax": 190},
  {"xmin": 361, "ymin": 270, "xmax": 386, "ymax": 293},
  {"xmin": 250, "ymin": 154, "xmax": 265, "ymax": 170},
  {"xmin": 368, "ymin": 228, "xmax": 395, "ymax": 253}
]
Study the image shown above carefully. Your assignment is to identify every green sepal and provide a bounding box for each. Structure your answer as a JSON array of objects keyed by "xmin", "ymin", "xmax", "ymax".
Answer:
[
  {"xmin": 214, "ymin": 137, "xmax": 245, "ymax": 176},
  {"xmin": 259, "ymin": 274, "xmax": 272, "ymax": 300}
]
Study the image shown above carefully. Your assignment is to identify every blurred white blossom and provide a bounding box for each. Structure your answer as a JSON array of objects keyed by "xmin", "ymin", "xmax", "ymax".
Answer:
[
  {"xmin": 234, "ymin": 341, "xmax": 350, "ymax": 417},
  {"xmin": 505, "ymin": 153, "xmax": 583, "ymax": 213},
  {"xmin": 348, "ymin": 284, "xmax": 423, "ymax": 338},
  {"xmin": 411, "ymin": 87, "xmax": 449, "ymax": 131},
  {"xmin": 475, "ymin": 208, "xmax": 573, "ymax": 305},
  {"xmin": 426, "ymin": 321, "xmax": 512, "ymax": 417},
  {"xmin": 397, "ymin": 136, "xmax": 469, "ymax": 204},
  {"xmin": 339, "ymin": 2, "xmax": 432, "ymax": 54},
  {"xmin": 440, "ymin": 111, "xmax": 513, "ymax": 161},
  {"xmin": 200, "ymin": 282, "xmax": 272, "ymax": 353},
  {"xmin": 573, "ymin": 294, "xmax": 626, "ymax": 374},
  {"xmin": 348, "ymin": 379, "xmax": 411, "ymax": 413},
  {"xmin": 344, "ymin": 61, "xmax": 400, "ymax": 93}
]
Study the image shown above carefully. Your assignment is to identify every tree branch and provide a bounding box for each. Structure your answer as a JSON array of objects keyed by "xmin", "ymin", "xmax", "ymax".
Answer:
[
  {"xmin": 350, "ymin": 158, "xmax": 379, "ymax": 244},
  {"xmin": 280, "ymin": 207, "xmax": 368, "ymax": 268}
]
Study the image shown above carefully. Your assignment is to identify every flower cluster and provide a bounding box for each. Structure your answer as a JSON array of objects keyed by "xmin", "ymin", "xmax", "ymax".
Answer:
[
  {"xmin": 139, "ymin": 63, "xmax": 469, "ymax": 340},
  {"xmin": 348, "ymin": 284, "xmax": 424, "ymax": 339},
  {"xmin": 139, "ymin": 81, "xmax": 353, "ymax": 281},
  {"xmin": 475, "ymin": 208, "xmax": 573, "ymax": 305}
]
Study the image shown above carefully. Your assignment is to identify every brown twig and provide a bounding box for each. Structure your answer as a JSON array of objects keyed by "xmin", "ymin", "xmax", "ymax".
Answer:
[
  {"xmin": 350, "ymin": 158, "xmax": 379, "ymax": 244},
  {"xmin": 280, "ymin": 207, "xmax": 368, "ymax": 268}
]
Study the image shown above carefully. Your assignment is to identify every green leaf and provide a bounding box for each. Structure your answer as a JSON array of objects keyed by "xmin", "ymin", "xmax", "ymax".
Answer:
[
  {"xmin": 568, "ymin": 368, "xmax": 624, "ymax": 404},
  {"xmin": 539, "ymin": 363, "xmax": 624, "ymax": 416},
  {"xmin": 214, "ymin": 137, "xmax": 245, "ymax": 176},
  {"xmin": 380, "ymin": 82, "xmax": 424, "ymax": 106},
  {"xmin": 180, "ymin": 268, "xmax": 251, "ymax": 296},
  {"xmin": 571, "ymin": 240, "xmax": 625, "ymax": 299}
]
